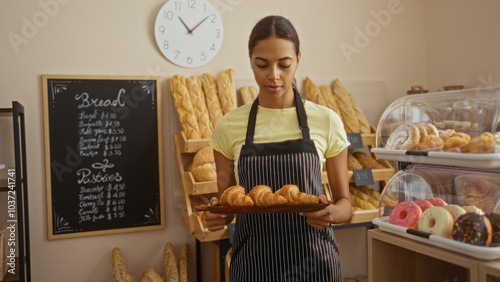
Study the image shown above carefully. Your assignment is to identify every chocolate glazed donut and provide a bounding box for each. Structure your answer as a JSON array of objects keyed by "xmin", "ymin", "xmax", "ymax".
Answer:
[
  {"xmin": 486, "ymin": 213, "xmax": 500, "ymax": 247},
  {"xmin": 452, "ymin": 213, "xmax": 492, "ymax": 246}
]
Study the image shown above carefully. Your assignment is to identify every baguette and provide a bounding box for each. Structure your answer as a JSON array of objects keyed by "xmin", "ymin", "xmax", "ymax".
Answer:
[
  {"xmin": 200, "ymin": 73, "xmax": 224, "ymax": 127},
  {"xmin": 347, "ymin": 153, "xmax": 363, "ymax": 170},
  {"xmin": 141, "ymin": 266, "xmax": 163, "ymax": 282},
  {"xmin": 240, "ymin": 86, "xmax": 258, "ymax": 105},
  {"xmin": 186, "ymin": 76, "xmax": 213, "ymax": 138},
  {"xmin": 352, "ymin": 151, "xmax": 385, "ymax": 169},
  {"xmin": 304, "ymin": 77, "xmax": 327, "ymax": 106},
  {"xmin": 178, "ymin": 244, "xmax": 188, "ymax": 282},
  {"xmin": 217, "ymin": 69, "xmax": 237, "ymax": 114},
  {"xmin": 163, "ymin": 242, "xmax": 179, "ymax": 282},
  {"xmin": 332, "ymin": 79, "xmax": 360, "ymax": 133},
  {"xmin": 170, "ymin": 75, "xmax": 202, "ymax": 139},
  {"xmin": 349, "ymin": 93, "xmax": 371, "ymax": 134},
  {"xmin": 319, "ymin": 85, "xmax": 342, "ymax": 120},
  {"xmin": 112, "ymin": 247, "xmax": 136, "ymax": 282}
]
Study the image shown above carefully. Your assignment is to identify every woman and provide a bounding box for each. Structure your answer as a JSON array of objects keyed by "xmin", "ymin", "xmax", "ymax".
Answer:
[{"xmin": 205, "ymin": 15, "xmax": 352, "ymax": 281}]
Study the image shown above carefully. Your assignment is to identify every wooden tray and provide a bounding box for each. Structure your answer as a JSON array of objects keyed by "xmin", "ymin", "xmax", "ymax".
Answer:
[{"xmin": 195, "ymin": 203, "xmax": 329, "ymax": 214}]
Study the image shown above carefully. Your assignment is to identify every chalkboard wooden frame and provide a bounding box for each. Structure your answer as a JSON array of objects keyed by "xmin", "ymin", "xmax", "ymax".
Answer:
[{"xmin": 42, "ymin": 74, "xmax": 165, "ymax": 240}]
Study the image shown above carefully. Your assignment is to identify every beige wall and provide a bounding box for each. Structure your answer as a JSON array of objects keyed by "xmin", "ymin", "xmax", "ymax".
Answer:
[{"xmin": 0, "ymin": 0, "xmax": 498, "ymax": 281}]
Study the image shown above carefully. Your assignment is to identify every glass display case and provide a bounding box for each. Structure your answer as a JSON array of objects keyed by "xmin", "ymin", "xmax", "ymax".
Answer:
[
  {"xmin": 372, "ymin": 86, "xmax": 500, "ymax": 168},
  {"xmin": 374, "ymin": 164, "xmax": 500, "ymax": 260}
]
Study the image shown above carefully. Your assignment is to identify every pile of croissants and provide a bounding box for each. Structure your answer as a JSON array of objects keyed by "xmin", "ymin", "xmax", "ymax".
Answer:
[{"xmin": 220, "ymin": 184, "xmax": 320, "ymax": 206}]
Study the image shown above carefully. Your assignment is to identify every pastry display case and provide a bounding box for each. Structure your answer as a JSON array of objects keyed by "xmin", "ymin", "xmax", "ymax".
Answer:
[
  {"xmin": 373, "ymin": 164, "xmax": 500, "ymax": 260},
  {"xmin": 372, "ymin": 86, "xmax": 500, "ymax": 168}
]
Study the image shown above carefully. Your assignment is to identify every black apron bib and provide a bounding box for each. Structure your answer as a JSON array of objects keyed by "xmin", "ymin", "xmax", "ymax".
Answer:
[{"xmin": 230, "ymin": 89, "xmax": 342, "ymax": 282}]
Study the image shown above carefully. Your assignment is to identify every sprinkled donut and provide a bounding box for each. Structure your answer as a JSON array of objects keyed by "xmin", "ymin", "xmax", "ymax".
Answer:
[
  {"xmin": 443, "ymin": 204, "xmax": 466, "ymax": 221},
  {"xmin": 389, "ymin": 201, "xmax": 422, "ymax": 229},
  {"xmin": 418, "ymin": 206, "xmax": 454, "ymax": 237},
  {"xmin": 414, "ymin": 199, "xmax": 433, "ymax": 212},
  {"xmin": 485, "ymin": 213, "xmax": 500, "ymax": 247},
  {"xmin": 463, "ymin": 205, "xmax": 484, "ymax": 215},
  {"xmin": 452, "ymin": 213, "xmax": 492, "ymax": 246},
  {"xmin": 427, "ymin": 197, "xmax": 447, "ymax": 207},
  {"xmin": 385, "ymin": 124, "xmax": 420, "ymax": 150}
]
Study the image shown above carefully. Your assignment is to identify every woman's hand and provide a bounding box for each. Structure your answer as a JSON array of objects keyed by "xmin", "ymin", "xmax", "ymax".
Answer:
[
  {"xmin": 203, "ymin": 197, "xmax": 232, "ymax": 232},
  {"xmin": 300, "ymin": 195, "xmax": 334, "ymax": 230}
]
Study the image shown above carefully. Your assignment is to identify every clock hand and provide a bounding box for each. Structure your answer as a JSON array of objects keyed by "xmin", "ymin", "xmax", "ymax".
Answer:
[
  {"xmin": 178, "ymin": 17, "xmax": 192, "ymax": 34},
  {"xmin": 190, "ymin": 16, "xmax": 209, "ymax": 33}
]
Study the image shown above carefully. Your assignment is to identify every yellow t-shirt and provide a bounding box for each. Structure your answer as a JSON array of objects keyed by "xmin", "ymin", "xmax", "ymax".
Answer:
[{"xmin": 210, "ymin": 101, "xmax": 350, "ymax": 183}]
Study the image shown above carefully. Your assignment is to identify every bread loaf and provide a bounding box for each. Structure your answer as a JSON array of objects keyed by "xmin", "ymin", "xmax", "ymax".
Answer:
[
  {"xmin": 178, "ymin": 244, "xmax": 188, "ymax": 282},
  {"xmin": 163, "ymin": 242, "xmax": 179, "ymax": 282},
  {"xmin": 347, "ymin": 153, "xmax": 363, "ymax": 170},
  {"xmin": 332, "ymin": 79, "xmax": 359, "ymax": 133},
  {"xmin": 319, "ymin": 85, "xmax": 341, "ymax": 119},
  {"xmin": 200, "ymin": 73, "xmax": 224, "ymax": 127},
  {"xmin": 352, "ymin": 151, "xmax": 385, "ymax": 169},
  {"xmin": 191, "ymin": 146, "xmax": 216, "ymax": 182},
  {"xmin": 112, "ymin": 247, "xmax": 136, "ymax": 282},
  {"xmin": 170, "ymin": 75, "xmax": 202, "ymax": 139},
  {"xmin": 240, "ymin": 86, "xmax": 258, "ymax": 105},
  {"xmin": 186, "ymin": 76, "xmax": 213, "ymax": 138},
  {"xmin": 217, "ymin": 69, "xmax": 237, "ymax": 114},
  {"xmin": 140, "ymin": 266, "xmax": 163, "ymax": 282},
  {"xmin": 349, "ymin": 93, "xmax": 371, "ymax": 134},
  {"xmin": 304, "ymin": 77, "xmax": 327, "ymax": 106}
]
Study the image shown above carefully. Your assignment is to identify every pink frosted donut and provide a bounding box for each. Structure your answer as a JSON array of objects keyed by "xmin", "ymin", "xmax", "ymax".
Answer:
[
  {"xmin": 427, "ymin": 197, "xmax": 448, "ymax": 207},
  {"xmin": 414, "ymin": 199, "xmax": 433, "ymax": 212},
  {"xmin": 418, "ymin": 206, "xmax": 454, "ymax": 237},
  {"xmin": 389, "ymin": 201, "xmax": 422, "ymax": 229}
]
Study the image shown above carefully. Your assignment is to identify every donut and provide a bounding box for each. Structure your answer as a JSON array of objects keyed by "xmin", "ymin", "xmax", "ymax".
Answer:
[
  {"xmin": 415, "ymin": 124, "xmax": 428, "ymax": 142},
  {"xmin": 427, "ymin": 197, "xmax": 447, "ymax": 207},
  {"xmin": 443, "ymin": 204, "xmax": 466, "ymax": 221},
  {"xmin": 438, "ymin": 129, "xmax": 456, "ymax": 141},
  {"xmin": 418, "ymin": 206, "xmax": 454, "ymax": 237},
  {"xmin": 485, "ymin": 213, "xmax": 500, "ymax": 247},
  {"xmin": 421, "ymin": 123, "xmax": 439, "ymax": 136},
  {"xmin": 389, "ymin": 201, "xmax": 422, "ymax": 229},
  {"xmin": 452, "ymin": 213, "xmax": 492, "ymax": 246},
  {"xmin": 385, "ymin": 124, "xmax": 420, "ymax": 150},
  {"xmin": 414, "ymin": 199, "xmax": 433, "ymax": 212},
  {"xmin": 463, "ymin": 205, "xmax": 484, "ymax": 215}
]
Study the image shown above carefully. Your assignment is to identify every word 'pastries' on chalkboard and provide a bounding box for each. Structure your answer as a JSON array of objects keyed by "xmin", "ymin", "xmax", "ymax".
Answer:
[{"xmin": 42, "ymin": 75, "xmax": 164, "ymax": 240}]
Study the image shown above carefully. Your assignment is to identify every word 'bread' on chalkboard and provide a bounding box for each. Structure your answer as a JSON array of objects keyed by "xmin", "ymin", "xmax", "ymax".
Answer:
[{"xmin": 42, "ymin": 75, "xmax": 164, "ymax": 240}]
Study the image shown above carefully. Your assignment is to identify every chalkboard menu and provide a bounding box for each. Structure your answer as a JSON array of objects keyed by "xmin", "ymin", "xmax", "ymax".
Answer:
[{"xmin": 42, "ymin": 75, "xmax": 164, "ymax": 239}]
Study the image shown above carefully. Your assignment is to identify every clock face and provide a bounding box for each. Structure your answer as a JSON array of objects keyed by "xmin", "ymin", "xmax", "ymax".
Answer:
[{"xmin": 154, "ymin": 0, "xmax": 224, "ymax": 68}]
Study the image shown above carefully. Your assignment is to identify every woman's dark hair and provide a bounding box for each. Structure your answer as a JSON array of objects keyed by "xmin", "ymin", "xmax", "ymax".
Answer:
[{"xmin": 248, "ymin": 15, "xmax": 300, "ymax": 57}]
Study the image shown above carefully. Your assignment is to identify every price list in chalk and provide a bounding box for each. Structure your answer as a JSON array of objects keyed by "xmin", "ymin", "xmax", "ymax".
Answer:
[{"xmin": 77, "ymin": 106, "xmax": 127, "ymax": 224}]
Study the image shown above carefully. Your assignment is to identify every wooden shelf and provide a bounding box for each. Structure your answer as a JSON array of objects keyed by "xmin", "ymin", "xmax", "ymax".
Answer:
[{"xmin": 368, "ymin": 229, "xmax": 500, "ymax": 282}]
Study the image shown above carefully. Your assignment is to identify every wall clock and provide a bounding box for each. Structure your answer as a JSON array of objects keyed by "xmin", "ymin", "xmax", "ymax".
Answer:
[{"xmin": 154, "ymin": 0, "xmax": 224, "ymax": 68}]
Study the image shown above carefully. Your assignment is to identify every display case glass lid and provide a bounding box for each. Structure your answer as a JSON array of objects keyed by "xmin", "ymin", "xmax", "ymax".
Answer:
[{"xmin": 372, "ymin": 86, "xmax": 500, "ymax": 168}]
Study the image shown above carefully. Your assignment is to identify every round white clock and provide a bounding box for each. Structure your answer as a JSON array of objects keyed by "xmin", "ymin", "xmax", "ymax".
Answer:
[{"xmin": 154, "ymin": 0, "xmax": 224, "ymax": 68}]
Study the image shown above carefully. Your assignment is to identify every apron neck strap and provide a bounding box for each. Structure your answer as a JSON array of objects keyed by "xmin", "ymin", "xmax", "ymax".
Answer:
[{"xmin": 245, "ymin": 88, "xmax": 310, "ymax": 145}]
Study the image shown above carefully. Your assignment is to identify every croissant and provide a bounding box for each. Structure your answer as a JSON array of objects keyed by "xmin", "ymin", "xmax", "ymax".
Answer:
[
  {"xmin": 275, "ymin": 185, "xmax": 319, "ymax": 205},
  {"xmin": 248, "ymin": 185, "xmax": 288, "ymax": 206},
  {"xmin": 220, "ymin": 185, "xmax": 254, "ymax": 207}
]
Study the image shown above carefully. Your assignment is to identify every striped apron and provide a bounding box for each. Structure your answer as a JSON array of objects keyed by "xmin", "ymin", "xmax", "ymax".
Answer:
[{"xmin": 230, "ymin": 89, "xmax": 342, "ymax": 281}]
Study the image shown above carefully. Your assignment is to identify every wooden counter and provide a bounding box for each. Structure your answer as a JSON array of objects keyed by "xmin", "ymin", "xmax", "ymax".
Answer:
[{"xmin": 368, "ymin": 229, "xmax": 500, "ymax": 282}]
